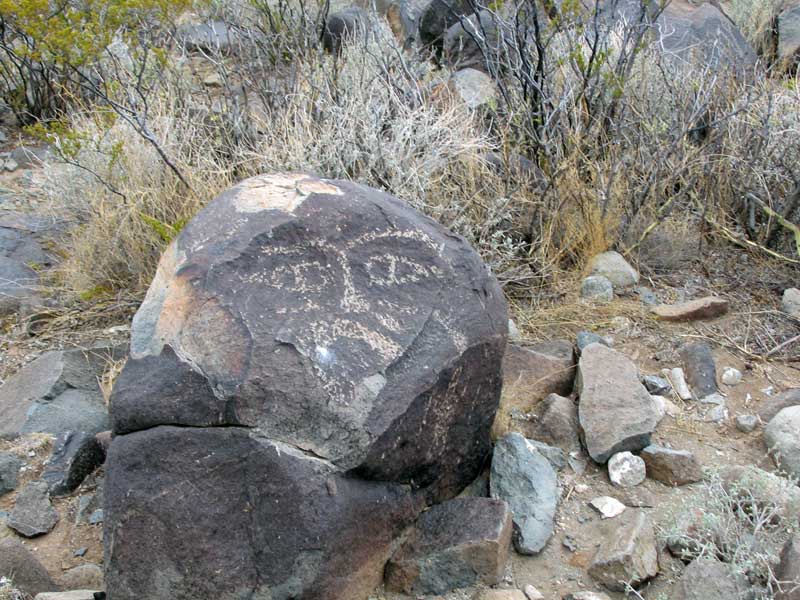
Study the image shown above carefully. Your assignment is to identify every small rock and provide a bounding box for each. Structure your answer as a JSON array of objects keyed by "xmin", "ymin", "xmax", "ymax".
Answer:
[
  {"xmin": 635, "ymin": 287, "xmax": 658, "ymax": 305},
  {"xmin": 576, "ymin": 331, "xmax": 609, "ymax": 353},
  {"xmin": 765, "ymin": 406, "xmax": 800, "ymax": 480},
  {"xmin": 641, "ymin": 445, "xmax": 702, "ymax": 486},
  {"xmin": 674, "ymin": 557, "xmax": 748, "ymax": 600},
  {"xmin": 758, "ymin": 389, "xmax": 800, "ymax": 423},
  {"xmin": 475, "ymin": 590, "xmax": 527, "ymax": 600},
  {"xmin": 581, "ymin": 276, "xmax": 614, "ymax": 302},
  {"xmin": 0, "ymin": 451, "xmax": 22, "ymax": 496},
  {"xmin": 679, "ymin": 342, "xmax": 717, "ymax": 399},
  {"xmin": 565, "ymin": 593, "xmax": 612, "ymax": 600},
  {"xmin": 3, "ymin": 158, "xmax": 18, "ymax": 171},
  {"xmin": 490, "ymin": 433, "xmax": 559, "ymax": 555},
  {"xmin": 41, "ymin": 430, "xmax": 107, "ymax": 497},
  {"xmin": 651, "ymin": 296, "xmax": 729, "ymax": 321},
  {"xmin": 562, "ymin": 534, "xmax": 578, "ymax": 551},
  {"xmin": 651, "ymin": 394, "xmax": 666, "ymax": 421},
  {"xmin": 202, "ymin": 72, "xmax": 223, "ymax": 87},
  {"xmin": 527, "ymin": 440, "xmax": 567, "ymax": 471},
  {"xmin": 589, "ymin": 496, "xmax": 626, "ymax": 519},
  {"xmin": 663, "ymin": 367, "xmax": 693, "ymax": 401},
  {"xmin": 783, "ymin": 288, "xmax": 800, "ymax": 318},
  {"xmin": 523, "ymin": 584, "xmax": 544, "ymax": 600},
  {"xmin": 8, "ymin": 480, "xmax": 59, "ymax": 537},
  {"xmin": 703, "ymin": 403, "xmax": 729, "ymax": 424},
  {"xmin": 33, "ymin": 592, "xmax": 101, "ymax": 600},
  {"xmin": 607, "ymin": 452, "xmax": 646, "ymax": 488},
  {"xmin": 323, "ymin": 7, "xmax": 369, "ymax": 54},
  {"xmin": 735, "ymin": 414, "xmax": 759, "ymax": 433},
  {"xmin": 73, "ymin": 547, "xmax": 88, "ymax": 557},
  {"xmin": 446, "ymin": 68, "xmax": 497, "ymax": 109},
  {"xmin": 775, "ymin": 533, "xmax": 800, "ymax": 600},
  {"xmin": 642, "ymin": 375, "xmax": 671, "ymax": 396},
  {"xmin": 588, "ymin": 510, "xmax": 658, "ymax": 592},
  {"xmin": 0, "ymin": 538, "xmax": 60, "ymax": 596},
  {"xmin": 384, "ymin": 497, "xmax": 512, "ymax": 595},
  {"xmin": 587, "ymin": 251, "xmax": 639, "ymax": 289},
  {"xmin": 88, "ymin": 509, "xmax": 103, "ymax": 525},
  {"xmin": 59, "ymin": 564, "xmax": 104, "ymax": 591},
  {"xmin": 721, "ymin": 367, "xmax": 742, "ymax": 386},
  {"xmin": 508, "ymin": 319, "xmax": 521, "ymax": 342},
  {"xmin": 576, "ymin": 344, "xmax": 659, "ymax": 464},
  {"xmin": 537, "ymin": 394, "xmax": 581, "ymax": 453}
]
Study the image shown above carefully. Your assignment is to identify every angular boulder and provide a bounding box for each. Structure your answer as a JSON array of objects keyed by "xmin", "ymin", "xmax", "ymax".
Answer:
[
  {"xmin": 384, "ymin": 497, "xmax": 512, "ymax": 594},
  {"xmin": 641, "ymin": 445, "xmax": 702, "ymax": 486},
  {"xmin": 0, "ymin": 538, "xmax": 60, "ymax": 596},
  {"xmin": 587, "ymin": 251, "xmax": 638, "ymax": 289},
  {"xmin": 674, "ymin": 557, "xmax": 748, "ymax": 600},
  {"xmin": 0, "ymin": 256, "xmax": 39, "ymax": 316},
  {"xmin": 8, "ymin": 481, "xmax": 59, "ymax": 537},
  {"xmin": 41, "ymin": 431, "xmax": 106, "ymax": 497},
  {"xmin": 651, "ymin": 296, "xmax": 729, "ymax": 322},
  {"xmin": 576, "ymin": 344, "xmax": 659, "ymax": 463},
  {"xmin": 679, "ymin": 342, "xmax": 717, "ymax": 400},
  {"xmin": 776, "ymin": 533, "xmax": 800, "ymax": 600},
  {"xmin": 588, "ymin": 510, "xmax": 659, "ymax": 592},
  {"xmin": 765, "ymin": 406, "xmax": 800, "ymax": 480},
  {"xmin": 105, "ymin": 173, "xmax": 508, "ymax": 600},
  {"xmin": 758, "ymin": 388, "xmax": 800, "ymax": 423}
]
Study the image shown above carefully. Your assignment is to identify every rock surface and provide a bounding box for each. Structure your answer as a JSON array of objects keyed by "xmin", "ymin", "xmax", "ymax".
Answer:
[
  {"xmin": 587, "ymin": 251, "xmax": 638, "ymax": 289},
  {"xmin": 0, "ymin": 538, "xmax": 60, "ymax": 596},
  {"xmin": 778, "ymin": 7, "xmax": 800, "ymax": 71},
  {"xmin": 105, "ymin": 174, "xmax": 507, "ymax": 600},
  {"xmin": 59, "ymin": 564, "xmax": 104, "ymax": 590},
  {"xmin": 490, "ymin": 433, "xmax": 559, "ymax": 555},
  {"xmin": 607, "ymin": 452, "xmax": 646, "ymax": 488},
  {"xmin": 580, "ymin": 276, "xmax": 614, "ymax": 302},
  {"xmin": 588, "ymin": 510, "xmax": 658, "ymax": 592},
  {"xmin": 576, "ymin": 344, "xmax": 659, "ymax": 463},
  {"xmin": 673, "ymin": 557, "xmax": 748, "ymax": 600},
  {"xmin": 323, "ymin": 7, "xmax": 369, "ymax": 54},
  {"xmin": 8, "ymin": 481, "xmax": 59, "ymax": 537},
  {"xmin": 41, "ymin": 431, "xmax": 106, "ymax": 497},
  {"xmin": 679, "ymin": 342, "xmax": 717, "ymax": 399},
  {"xmin": 641, "ymin": 445, "xmax": 702, "ymax": 486},
  {"xmin": 536, "ymin": 393, "xmax": 581, "ymax": 452},
  {"xmin": 651, "ymin": 296, "xmax": 729, "ymax": 321},
  {"xmin": 765, "ymin": 406, "xmax": 800, "ymax": 480},
  {"xmin": 589, "ymin": 496, "xmax": 626, "ymax": 519},
  {"xmin": 758, "ymin": 388, "xmax": 800, "ymax": 423},
  {"xmin": 0, "ymin": 256, "xmax": 39, "ymax": 316},
  {"xmin": 0, "ymin": 451, "xmax": 22, "ymax": 496},
  {"xmin": 384, "ymin": 497, "xmax": 512, "ymax": 594},
  {"xmin": 776, "ymin": 533, "xmax": 800, "ymax": 600}
]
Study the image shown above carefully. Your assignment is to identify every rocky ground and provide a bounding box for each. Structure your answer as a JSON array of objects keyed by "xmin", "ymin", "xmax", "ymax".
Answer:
[{"xmin": 0, "ymin": 133, "xmax": 798, "ymax": 600}]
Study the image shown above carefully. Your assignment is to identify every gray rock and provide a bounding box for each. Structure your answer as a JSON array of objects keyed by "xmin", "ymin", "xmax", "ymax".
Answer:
[
  {"xmin": 0, "ymin": 345, "xmax": 124, "ymax": 440},
  {"xmin": 607, "ymin": 452, "xmax": 646, "ymax": 488},
  {"xmin": 88, "ymin": 510, "xmax": 103, "ymax": 525},
  {"xmin": 0, "ymin": 451, "xmax": 22, "ymax": 496},
  {"xmin": 587, "ymin": 251, "xmax": 638, "ymax": 289},
  {"xmin": 576, "ymin": 344, "xmax": 659, "ymax": 463},
  {"xmin": 674, "ymin": 557, "xmax": 748, "ymax": 600},
  {"xmin": 443, "ymin": 10, "xmax": 502, "ymax": 71},
  {"xmin": 576, "ymin": 331, "xmax": 609, "ymax": 353},
  {"xmin": 446, "ymin": 68, "xmax": 496, "ymax": 109},
  {"xmin": 527, "ymin": 440, "xmax": 567, "ymax": 471},
  {"xmin": 565, "ymin": 593, "xmax": 612, "ymax": 600},
  {"xmin": 176, "ymin": 20, "xmax": 240, "ymax": 55},
  {"xmin": 384, "ymin": 497, "xmax": 512, "ymax": 594},
  {"xmin": 0, "ymin": 226, "xmax": 50, "ymax": 266},
  {"xmin": 735, "ymin": 414, "xmax": 759, "ymax": 433},
  {"xmin": 33, "ymin": 592, "xmax": 101, "ymax": 600},
  {"xmin": 775, "ymin": 533, "xmax": 800, "ymax": 600},
  {"xmin": 0, "ymin": 538, "xmax": 60, "ymax": 596},
  {"xmin": 8, "ymin": 481, "xmax": 59, "ymax": 537},
  {"xmin": 537, "ymin": 394, "xmax": 580, "ymax": 452},
  {"xmin": 721, "ymin": 367, "xmax": 742, "ymax": 386},
  {"xmin": 59, "ymin": 564, "xmax": 104, "ymax": 591},
  {"xmin": 778, "ymin": 7, "xmax": 800, "ymax": 72},
  {"xmin": 74, "ymin": 482, "xmax": 103, "ymax": 525},
  {"xmin": 758, "ymin": 389, "xmax": 800, "ymax": 423},
  {"xmin": 765, "ymin": 406, "xmax": 800, "ymax": 480},
  {"xmin": 0, "ymin": 256, "xmax": 39, "ymax": 316},
  {"xmin": 580, "ymin": 276, "xmax": 613, "ymax": 302},
  {"xmin": 589, "ymin": 496, "xmax": 626, "ymax": 519},
  {"xmin": 679, "ymin": 342, "xmax": 717, "ymax": 400},
  {"xmin": 490, "ymin": 433, "xmax": 559, "ymax": 555},
  {"xmin": 475, "ymin": 590, "xmax": 526, "ymax": 600},
  {"xmin": 641, "ymin": 445, "xmax": 702, "ymax": 486},
  {"xmin": 323, "ymin": 7, "xmax": 370, "ymax": 54},
  {"xmin": 418, "ymin": 0, "xmax": 474, "ymax": 50},
  {"xmin": 642, "ymin": 375, "xmax": 671, "ymax": 396},
  {"xmin": 634, "ymin": 287, "xmax": 658, "ymax": 305},
  {"xmin": 41, "ymin": 431, "xmax": 106, "ymax": 497},
  {"xmin": 588, "ymin": 510, "xmax": 658, "ymax": 592}
]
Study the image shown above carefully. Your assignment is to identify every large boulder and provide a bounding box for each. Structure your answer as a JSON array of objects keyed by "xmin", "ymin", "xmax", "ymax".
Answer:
[
  {"xmin": 765, "ymin": 406, "xmax": 800, "ymax": 480},
  {"xmin": 0, "ymin": 538, "xmax": 60, "ymax": 596},
  {"xmin": 105, "ymin": 173, "xmax": 508, "ymax": 600},
  {"xmin": 778, "ymin": 4, "xmax": 800, "ymax": 71},
  {"xmin": 576, "ymin": 344, "xmax": 659, "ymax": 463}
]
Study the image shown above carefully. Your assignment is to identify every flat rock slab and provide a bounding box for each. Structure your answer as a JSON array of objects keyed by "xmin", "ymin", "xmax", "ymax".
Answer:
[
  {"xmin": 674, "ymin": 557, "xmax": 748, "ymax": 600},
  {"xmin": 490, "ymin": 433, "xmax": 559, "ymax": 555},
  {"xmin": 576, "ymin": 344, "xmax": 658, "ymax": 464},
  {"xmin": 765, "ymin": 406, "xmax": 800, "ymax": 480},
  {"xmin": 8, "ymin": 480, "xmax": 59, "ymax": 537},
  {"xmin": 641, "ymin": 445, "xmax": 702, "ymax": 486},
  {"xmin": 492, "ymin": 341, "xmax": 575, "ymax": 439},
  {"xmin": 0, "ymin": 255, "xmax": 39, "ymax": 316},
  {"xmin": 679, "ymin": 342, "xmax": 717, "ymax": 399},
  {"xmin": 41, "ymin": 431, "xmax": 106, "ymax": 497},
  {"xmin": 105, "ymin": 426, "xmax": 422, "ymax": 600},
  {"xmin": 0, "ymin": 538, "xmax": 60, "ymax": 596},
  {"xmin": 588, "ymin": 509, "xmax": 658, "ymax": 592},
  {"xmin": 651, "ymin": 297, "xmax": 729, "ymax": 322},
  {"xmin": 385, "ymin": 497, "xmax": 512, "ymax": 595}
]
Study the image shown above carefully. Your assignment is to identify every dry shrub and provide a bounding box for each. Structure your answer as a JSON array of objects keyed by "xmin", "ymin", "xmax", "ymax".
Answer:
[{"xmin": 727, "ymin": 0, "xmax": 781, "ymax": 59}]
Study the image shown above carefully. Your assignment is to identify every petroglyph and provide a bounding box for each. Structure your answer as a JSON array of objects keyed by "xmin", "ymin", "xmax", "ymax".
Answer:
[{"xmin": 232, "ymin": 172, "xmax": 344, "ymax": 214}]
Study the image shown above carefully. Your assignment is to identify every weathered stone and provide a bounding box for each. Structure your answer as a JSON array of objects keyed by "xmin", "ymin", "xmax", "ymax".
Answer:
[
  {"xmin": 589, "ymin": 496, "xmax": 626, "ymax": 519},
  {"xmin": 607, "ymin": 452, "xmax": 646, "ymax": 488},
  {"xmin": 664, "ymin": 367, "xmax": 692, "ymax": 401},
  {"xmin": 8, "ymin": 481, "xmax": 59, "ymax": 537},
  {"xmin": 523, "ymin": 584, "xmax": 544, "ymax": 600},
  {"xmin": 418, "ymin": 0, "xmax": 474, "ymax": 50},
  {"xmin": 576, "ymin": 331, "xmax": 609, "ymax": 353},
  {"xmin": 641, "ymin": 445, "xmax": 701, "ymax": 486},
  {"xmin": 0, "ymin": 226, "xmax": 50, "ymax": 266},
  {"xmin": 580, "ymin": 276, "xmax": 613, "ymax": 302},
  {"xmin": 587, "ymin": 251, "xmax": 638, "ymax": 289},
  {"xmin": 0, "ymin": 538, "xmax": 60, "ymax": 596},
  {"xmin": 0, "ymin": 256, "xmax": 38, "ymax": 316},
  {"xmin": 9, "ymin": 146, "xmax": 50, "ymax": 169},
  {"xmin": 41, "ymin": 431, "xmax": 106, "ymax": 497},
  {"xmin": 651, "ymin": 297, "xmax": 729, "ymax": 322},
  {"xmin": 642, "ymin": 375, "xmax": 671, "ymax": 396},
  {"xmin": 475, "ymin": 590, "xmax": 526, "ymax": 600},
  {"xmin": 673, "ymin": 557, "xmax": 748, "ymax": 600},
  {"xmin": 588, "ymin": 510, "xmax": 658, "ymax": 592},
  {"xmin": 721, "ymin": 367, "xmax": 742, "ymax": 386},
  {"xmin": 490, "ymin": 433, "xmax": 559, "ymax": 555},
  {"xmin": 0, "ymin": 451, "xmax": 22, "ymax": 496},
  {"xmin": 527, "ymin": 440, "xmax": 567, "ymax": 471},
  {"xmin": 576, "ymin": 344, "xmax": 659, "ymax": 464},
  {"xmin": 34, "ymin": 593, "xmax": 100, "ymax": 600},
  {"xmin": 765, "ymin": 406, "xmax": 800, "ymax": 480},
  {"xmin": 0, "ymin": 345, "xmax": 123, "ymax": 440},
  {"xmin": 758, "ymin": 389, "xmax": 800, "ymax": 423},
  {"xmin": 778, "ymin": 8, "xmax": 800, "ymax": 72},
  {"xmin": 443, "ymin": 10, "xmax": 501, "ymax": 71},
  {"xmin": 323, "ymin": 7, "xmax": 369, "ymax": 54},
  {"xmin": 735, "ymin": 414, "xmax": 759, "ymax": 433},
  {"xmin": 384, "ymin": 497, "xmax": 512, "ymax": 594},
  {"xmin": 445, "ymin": 68, "xmax": 496, "ymax": 109},
  {"xmin": 679, "ymin": 342, "xmax": 717, "ymax": 400},
  {"xmin": 775, "ymin": 533, "xmax": 800, "ymax": 600},
  {"xmin": 493, "ymin": 342, "xmax": 575, "ymax": 439},
  {"xmin": 106, "ymin": 426, "xmax": 422, "ymax": 600},
  {"xmin": 176, "ymin": 20, "xmax": 240, "ymax": 54},
  {"xmin": 565, "ymin": 593, "xmax": 612, "ymax": 600},
  {"xmin": 536, "ymin": 393, "xmax": 580, "ymax": 452},
  {"xmin": 59, "ymin": 564, "xmax": 104, "ymax": 591}
]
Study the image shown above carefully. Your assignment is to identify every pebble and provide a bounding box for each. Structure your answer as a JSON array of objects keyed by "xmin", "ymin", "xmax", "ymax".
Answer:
[
  {"xmin": 721, "ymin": 367, "xmax": 742, "ymax": 386},
  {"xmin": 608, "ymin": 451, "xmax": 646, "ymax": 487},
  {"xmin": 73, "ymin": 547, "xmax": 88, "ymax": 557},
  {"xmin": 523, "ymin": 584, "xmax": 544, "ymax": 599},
  {"xmin": 589, "ymin": 496, "xmax": 626, "ymax": 518},
  {"xmin": 663, "ymin": 367, "xmax": 692, "ymax": 400},
  {"xmin": 735, "ymin": 414, "xmax": 759, "ymax": 433},
  {"xmin": 642, "ymin": 374, "xmax": 671, "ymax": 396}
]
